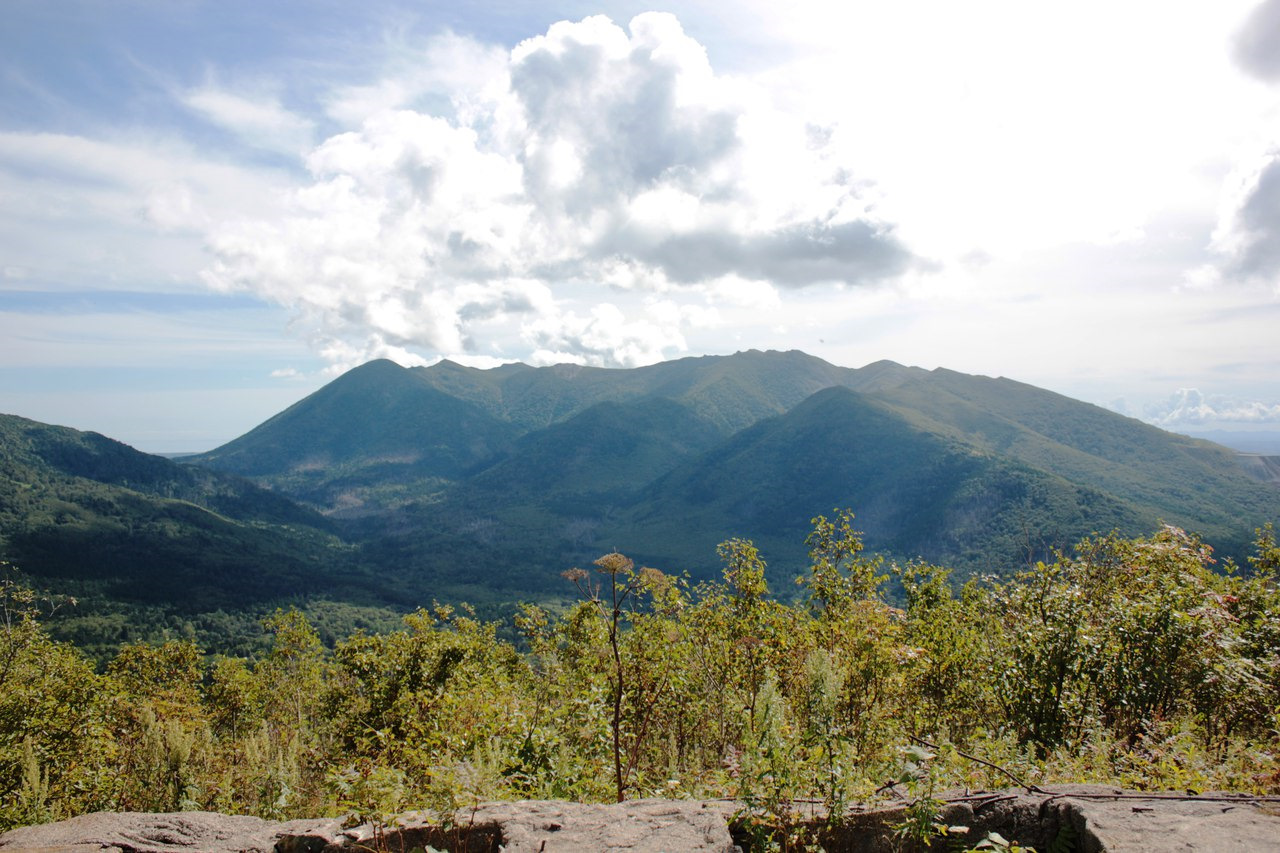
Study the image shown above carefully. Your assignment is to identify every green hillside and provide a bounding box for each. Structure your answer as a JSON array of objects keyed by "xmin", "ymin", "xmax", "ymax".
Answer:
[
  {"xmin": 355, "ymin": 396, "xmax": 729, "ymax": 597},
  {"xmin": 178, "ymin": 351, "xmax": 1280, "ymax": 600},
  {"xmin": 461, "ymin": 396, "xmax": 728, "ymax": 509},
  {"xmin": 188, "ymin": 359, "xmax": 521, "ymax": 515},
  {"xmin": 8, "ymin": 350, "xmax": 1277, "ymax": 620},
  {"xmin": 189, "ymin": 350, "xmax": 921, "ymax": 515},
  {"xmin": 863, "ymin": 369, "xmax": 1274, "ymax": 553},
  {"xmin": 607, "ymin": 386, "xmax": 1146, "ymax": 580},
  {"xmin": 372, "ymin": 385, "xmax": 1153, "ymax": 593},
  {"xmin": 0, "ymin": 413, "xmax": 410, "ymax": 657},
  {"xmin": 408, "ymin": 348, "xmax": 904, "ymax": 434}
]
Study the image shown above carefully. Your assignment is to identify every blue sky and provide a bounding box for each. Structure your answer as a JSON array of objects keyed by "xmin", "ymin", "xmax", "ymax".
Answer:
[{"xmin": 3, "ymin": 0, "xmax": 1280, "ymax": 451}]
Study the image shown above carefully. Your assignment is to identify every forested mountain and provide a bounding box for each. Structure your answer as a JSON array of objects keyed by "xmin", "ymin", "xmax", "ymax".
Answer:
[
  {"xmin": 0, "ymin": 414, "xmax": 409, "ymax": 657},
  {"xmin": 610, "ymin": 385, "xmax": 1146, "ymax": 573},
  {"xmin": 5, "ymin": 350, "xmax": 1279, "ymax": 625},
  {"xmin": 185, "ymin": 350, "xmax": 1280, "ymax": 597},
  {"xmin": 189, "ymin": 359, "xmax": 522, "ymax": 515}
]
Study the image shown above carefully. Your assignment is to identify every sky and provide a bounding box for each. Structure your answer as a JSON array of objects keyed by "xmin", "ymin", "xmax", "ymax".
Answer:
[{"xmin": 2, "ymin": 0, "xmax": 1280, "ymax": 452}]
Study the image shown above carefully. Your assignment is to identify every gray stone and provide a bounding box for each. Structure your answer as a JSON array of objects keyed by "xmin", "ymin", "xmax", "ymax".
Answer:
[
  {"xmin": 0, "ymin": 811, "xmax": 285, "ymax": 853},
  {"xmin": 809, "ymin": 786, "xmax": 1280, "ymax": 852},
  {"xmin": 459, "ymin": 799, "xmax": 737, "ymax": 852},
  {"xmin": 1047, "ymin": 786, "xmax": 1280, "ymax": 853},
  {"xmin": 3, "ymin": 790, "xmax": 1279, "ymax": 852}
]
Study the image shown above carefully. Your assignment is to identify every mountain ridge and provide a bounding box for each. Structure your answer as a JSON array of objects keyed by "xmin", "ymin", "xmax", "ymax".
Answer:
[
  {"xmin": 182, "ymin": 349, "xmax": 1280, "ymax": 597},
  {"xmin": 6, "ymin": 350, "xmax": 1278, "ymax": 619}
]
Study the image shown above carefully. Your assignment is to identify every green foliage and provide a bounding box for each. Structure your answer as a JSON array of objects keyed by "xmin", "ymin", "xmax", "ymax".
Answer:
[
  {"xmin": 803, "ymin": 509, "xmax": 884, "ymax": 612},
  {"xmin": 0, "ymin": 563, "xmax": 112, "ymax": 827},
  {"xmin": 988, "ymin": 526, "xmax": 1273, "ymax": 755},
  {"xmin": 2, "ymin": 513, "xmax": 1280, "ymax": 836},
  {"xmin": 1250, "ymin": 522, "xmax": 1280, "ymax": 577},
  {"xmin": 0, "ymin": 413, "xmax": 380, "ymax": 645},
  {"xmin": 7, "ymin": 352, "xmax": 1280, "ymax": 666}
]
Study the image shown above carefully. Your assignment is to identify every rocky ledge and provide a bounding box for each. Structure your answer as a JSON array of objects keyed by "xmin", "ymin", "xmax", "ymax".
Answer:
[{"xmin": 1, "ymin": 786, "xmax": 1278, "ymax": 852}]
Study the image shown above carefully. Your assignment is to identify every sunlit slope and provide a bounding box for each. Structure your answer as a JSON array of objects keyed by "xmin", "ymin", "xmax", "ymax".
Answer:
[
  {"xmin": 191, "ymin": 350, "xmax": 909, "ymax": 514},
  {"xmin": 408, "ymin": 349, "xmax": 915, "ymax": 434},
  {"xmin": 861, "ymin": 368, "xmax": 1275, "ymax": 551},
  {"xmin": 357, "ymin": 396, "xmax": 731, "ymax": 595},
  {"xmin": 607, "ymin": 386, "xmax": 1146, "ymax": 579}
]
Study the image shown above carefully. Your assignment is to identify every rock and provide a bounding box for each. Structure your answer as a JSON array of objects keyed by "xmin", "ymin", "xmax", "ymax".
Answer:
[
  {"xmin": 0, "ymin": 811, "xmax": 288, "ymax": 852},
  {"xmin": 808, "ymin": 785, "xmax": 1280, "ymax": 852},
  {"xmin": 273, "ymin": 800, "xmax": 737, "ymax": 852},
  {"xmin": 0, "ymin": 801, "xmax": 736, "ymax": 853},
  {"xmin": 1047, "ymin": 786, "xmax": 1280, "ymax": 853},
  {"xmin": 457, "ymin": 799, "xmax": 737, "ymax": 852},
  {"xmin": 2, "ymin": 790, "xmax": 1278, "ymax": 852}
]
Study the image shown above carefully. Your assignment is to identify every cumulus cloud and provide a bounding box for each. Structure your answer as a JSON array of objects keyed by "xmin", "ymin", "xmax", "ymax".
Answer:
[
  {"xmin": 1234, "ymin": 0, "xmax": 1280, "ymax": 83},
  {"xmin": 1198, "ymin": 2, "xmax": 1280, "ymax": 290},
  {"xmin": 525, "ymin": 302, "xmax": 688, "ymax": 368},
  {"xmin": 324, "ymin": 31, "xmax": 511, "ymax": 127},
  {"xmin": 1146, "ymin": 388, "xmax": 1280, "ymax": 426},
  {"xmin": 201, "ymin": 13, "xmax": 912, "ymax": 368},
  {"xmin": 1202, "ymin": 150, "xmax": 1280, "ymax": 288}
]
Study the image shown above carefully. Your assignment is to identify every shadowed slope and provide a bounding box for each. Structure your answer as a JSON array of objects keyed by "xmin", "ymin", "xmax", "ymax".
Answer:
[{"xmin": 0, "ymin": 414, "xmax": 363, "ymax": 610}]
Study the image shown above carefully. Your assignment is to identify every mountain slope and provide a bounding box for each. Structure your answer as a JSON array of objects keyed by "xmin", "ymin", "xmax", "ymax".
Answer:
[
  {"xmin": 460, "ymin": 396, "xmax": 728, "ymax": 510},
  {"xmin": 360, "ymin": 385, "xmax": 1157, "ymax": 597},
  {"xmin": 188, "ymin": 359, "xmax": 520, "ymax": 514},
  {"xmin": 409, "ymin": 349, "xmax": 922, "ymax": 434},
  {"xmin": 179, "ymin": 350, "xmax": 1280, "ymax": 599},
  {"xmin": 356, "ymin": 396, "xmax": 729, "ymax": 595},
  {"xmin": 189, "ymin": 351, "xmax": 908, "ymax": 514},
  {"xmin": 609, "ymin": 386, "xmax": 1146, "ymax": 579},
  {"xmin": 0, "ymin": 414, "xmax": 362, "ymax": 610},
  {"xmin": 862, "ymin": 369, "xmax": 1274, "ymax": 553}
]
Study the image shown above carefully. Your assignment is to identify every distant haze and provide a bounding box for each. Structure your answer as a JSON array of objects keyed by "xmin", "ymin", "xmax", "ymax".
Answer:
[{"xmin": 1178, "ymin": 429, "xmax": 1280, "ymax": 455}]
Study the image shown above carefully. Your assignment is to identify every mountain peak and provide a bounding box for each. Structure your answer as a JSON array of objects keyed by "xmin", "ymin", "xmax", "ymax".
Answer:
[{"xmin": 350, "ymin": 358, "xmax": 404, "ymax": 373}]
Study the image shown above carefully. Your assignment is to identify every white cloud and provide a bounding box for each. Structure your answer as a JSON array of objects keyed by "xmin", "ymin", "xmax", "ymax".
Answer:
[
  {"xmin": 1206, "ymin": 148, "xmax": 1280, "ymax": 289},
  {"xmin": 734, "ymin": 0, "xmax": 1265, "ymax": 268},
  {"xmin": 10, "ymin": 3, "xmax": 1276, "ymax": 418},
  {"xmin": 200, "ymin": 13, "xmax": 913, "ymax": 369},
  {"xmin": 1146, "ymin": 388, "xmax": 1280, "ymax": 426},
  {"xmin": 324, "ymin": 30, "xmax": 513, "ymax": 128},
  {"xmin": 143, "ymin": 182, "xmax": 201, "ymax": 232},
  {"xmin": 524, "ymin": 302, "xmax": 686, "ymax": 368},
  {"xmin": 183, "ymin": 87, "xmax": 315, "ymax": 155},
  {"xmin": 0, "ymin": 130, "xmax": 290, "ymax": 286}
]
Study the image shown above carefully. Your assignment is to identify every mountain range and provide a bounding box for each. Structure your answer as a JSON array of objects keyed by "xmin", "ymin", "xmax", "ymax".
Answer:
[
  {"xmin": 3, "ymin": 349, "xmax": 1277, "ymax": 641},
  {"xmin": 190, "ymin": 350, "xmax": 1279, "ymax": 598}
]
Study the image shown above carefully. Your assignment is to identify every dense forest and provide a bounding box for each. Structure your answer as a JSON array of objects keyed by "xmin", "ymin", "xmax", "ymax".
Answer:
[{"xmin": 3, "ymin": 512, "xmax": 1278, "ymax": 849}]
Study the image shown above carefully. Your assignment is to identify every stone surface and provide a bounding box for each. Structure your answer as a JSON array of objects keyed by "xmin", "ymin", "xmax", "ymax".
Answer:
[
  {"xmin": 2, "ymin": 790, "xmax": 1278, "ymax": 852},
  {"xmin": 810, "ymin": 786, "xmax": 1280, "ymax": 852},
  {"xmin": 0, "ymin": 811, "xmax": 294, "ymax": 853},
  {"xmin": 1050, "ymin": 786, "xmax": 1280, "ymax": 853},
  {"xmin": 461, "ymin": 799, "xmax": 737, "ymax": 852}
]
